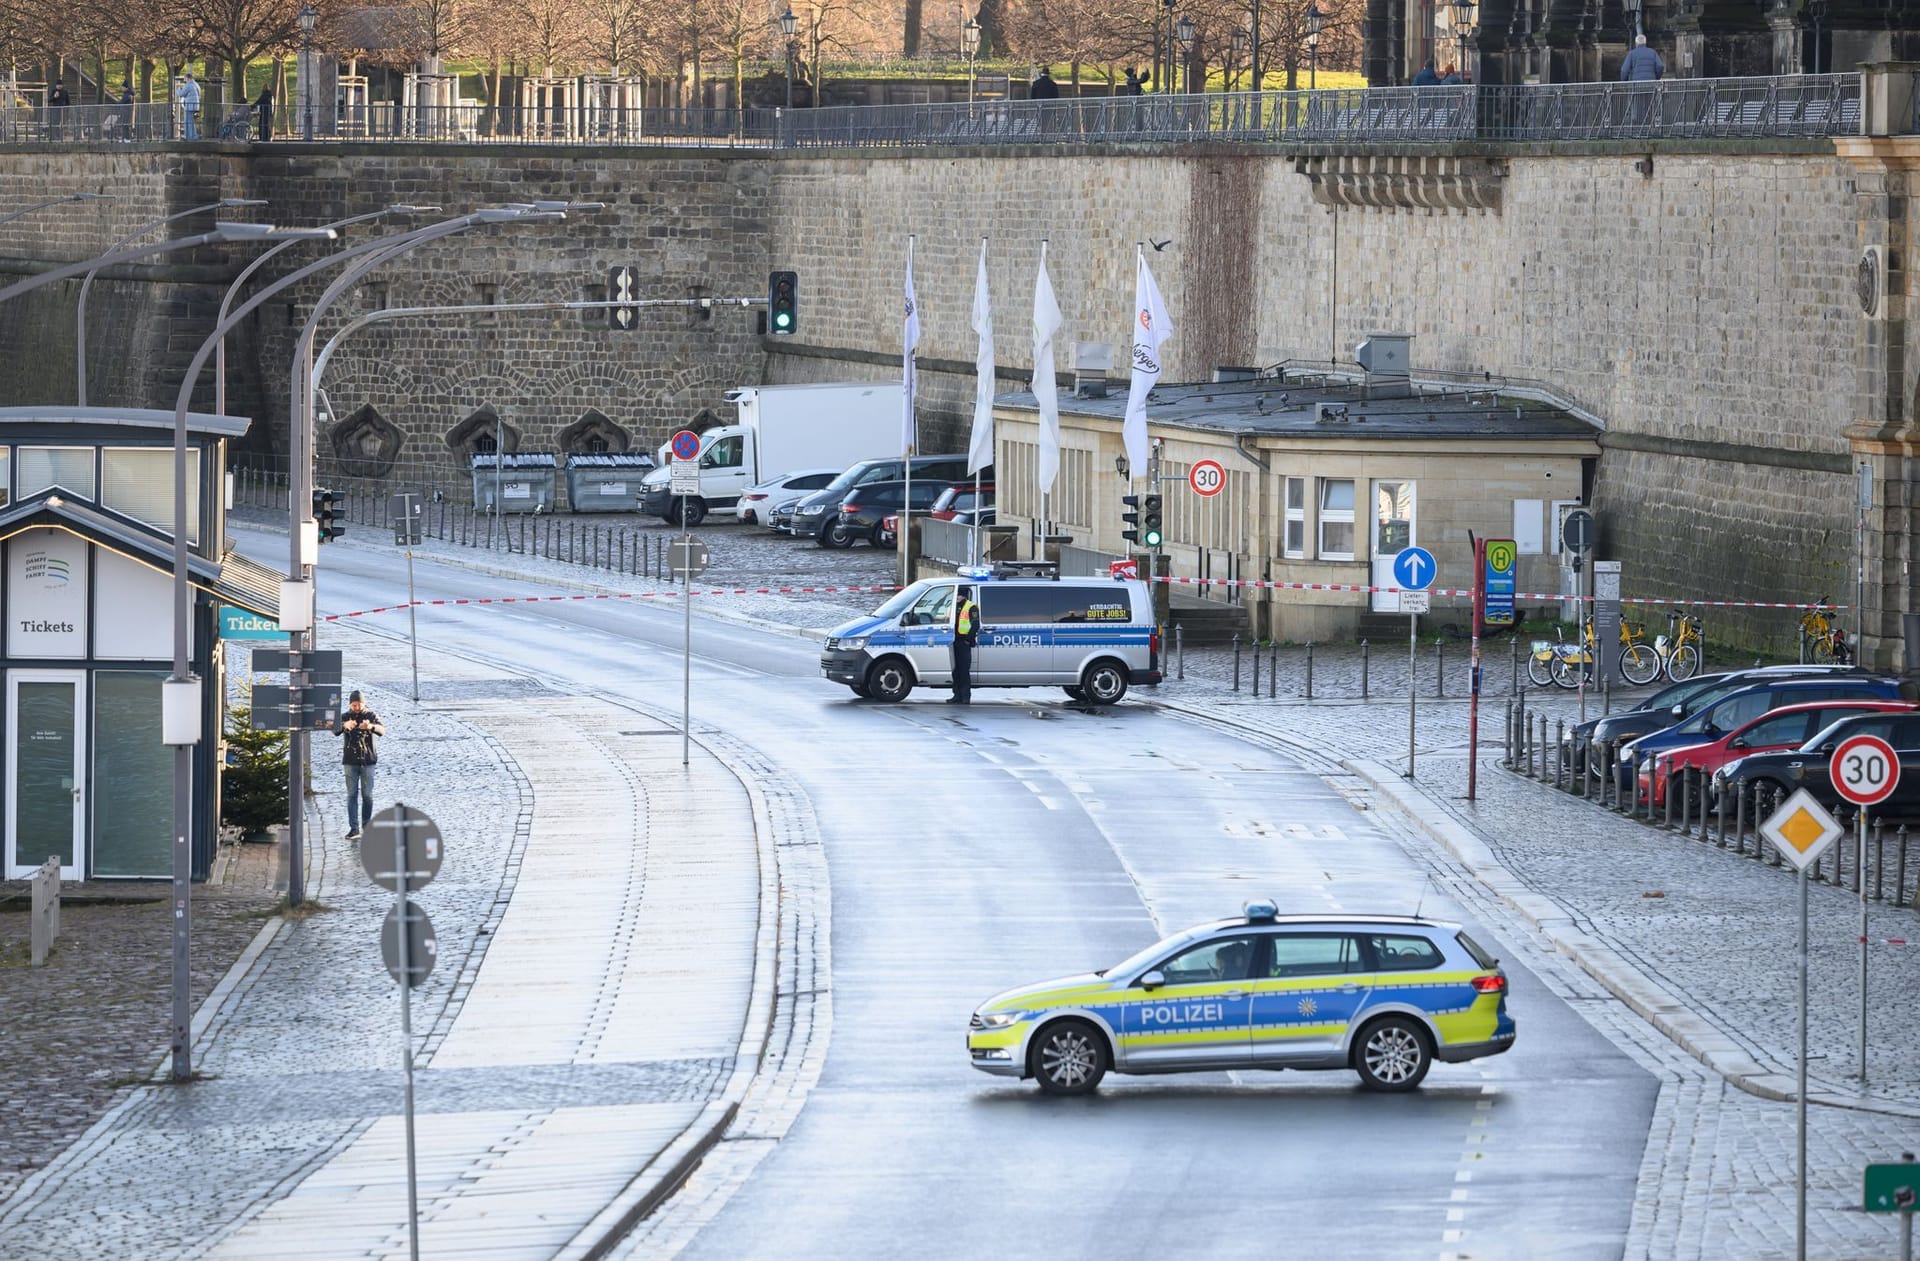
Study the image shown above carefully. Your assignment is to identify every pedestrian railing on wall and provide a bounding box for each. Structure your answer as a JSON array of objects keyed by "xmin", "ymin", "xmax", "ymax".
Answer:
[{"xmin": 1, "ymin": 74, "xmax": 1866, "ymax": 150}]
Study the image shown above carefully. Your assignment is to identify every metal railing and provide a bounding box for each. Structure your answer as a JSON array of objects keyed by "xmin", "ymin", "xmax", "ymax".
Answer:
[{"xmin": 0, "ymin": 74, "xmax": 1864, "ymax": 150}]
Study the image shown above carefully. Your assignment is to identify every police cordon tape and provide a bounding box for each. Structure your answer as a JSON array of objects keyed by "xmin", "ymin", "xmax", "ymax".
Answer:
[
  {"xmin": 1148, "ymin": 575, "xmax": 1844, "ymax": 608},
  {"xmin": 316, "ymin": 583, "xmax": 903, "ymax": 622}
]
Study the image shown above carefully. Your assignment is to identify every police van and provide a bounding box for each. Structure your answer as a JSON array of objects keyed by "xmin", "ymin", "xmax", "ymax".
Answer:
[{"xmin": 820, "ymin": 562, "xmax": 1162, "ymax": 705}]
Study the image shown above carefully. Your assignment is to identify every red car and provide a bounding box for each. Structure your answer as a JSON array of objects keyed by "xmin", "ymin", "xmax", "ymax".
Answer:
[
  {"xmin": 879, "ymin": 486, "xmax": 994, "ymax": 545},
  {"xmin": 1642, "ymin": 699, "xmax": 1919, "ymax": 808}
]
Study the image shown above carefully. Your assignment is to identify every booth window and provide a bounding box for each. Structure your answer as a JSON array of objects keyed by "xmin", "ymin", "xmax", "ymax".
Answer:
[
  {"xmin": 1283, "ymin": 477, "xmax": 1306, "ymax": 558},
  {"xmin": 103, "ymin": 448, "xmax": 201, "ymax": 545},
  {"xmin": 93, "ymin": 671, "xmax": 171, "ymax": 878},
  {"xmin": 19, "ymin": 446, "xmax": 95, "ymax": 499},
  {"xmin": 1318, "ymin": 479, "xmax": 1355, "ymax": 560}
]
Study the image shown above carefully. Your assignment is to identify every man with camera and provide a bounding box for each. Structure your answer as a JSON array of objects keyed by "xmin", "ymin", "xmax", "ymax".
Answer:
[{"xmin": 333, "ymin": 690, "xmax": 386, "ymax": 840}]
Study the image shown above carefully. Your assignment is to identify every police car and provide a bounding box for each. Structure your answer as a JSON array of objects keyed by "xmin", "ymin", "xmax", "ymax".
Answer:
[
  {"xmin": 820, "ymin": 563, "xmax": 1162, "ymax": 704},
  {"xmin": 967, "ymin": 903, "xmax": 1515, "ymax": 1094}
]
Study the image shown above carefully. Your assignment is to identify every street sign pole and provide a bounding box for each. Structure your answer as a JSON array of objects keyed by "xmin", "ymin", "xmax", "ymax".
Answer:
[
  {"xmin": 1798, "ymin": 856, "xmax": 1809, "ymax": 1261},
  {"xmin": 406, "ymin": 548, "xmax": 419, "ymax": 703},
  {"xmin": 1391, "ymin": 546, "xmax": 1437, "ymax": 780},
  {"xmin": 1861, "ymin": 803, "xmax": 1870, "ymax": 1082},
  {"xmin": 1469, "ymin": 540, "xmax": 1484, "ymax": 802},
  {"xmin": 1831, "ymin": 732, "xmax": 1899, "ymax": 1082},
  {"xmin": 683, "ymin": 522, "xmax": 692, "ymax": 769},
  {"xmin": 1408, "ymin": 607, "xmax": 1418, "ymax": 779},
  {"xmin": 394, "ymin": 811, "xmax": 420, "ymax": 1261}
]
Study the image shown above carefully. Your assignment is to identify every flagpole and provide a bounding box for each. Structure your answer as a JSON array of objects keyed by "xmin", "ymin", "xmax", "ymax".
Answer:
[
  {"xmin": 902, "ymin": 233, "xmax": 916, "ymax": 590},
  {"xmin": 1132, "ymin": 241, "xmax": 1144, "ymax": 537},
  {"xmin": 1038, "ymin": 237, "xmax": 1049, "ymax": 558}
]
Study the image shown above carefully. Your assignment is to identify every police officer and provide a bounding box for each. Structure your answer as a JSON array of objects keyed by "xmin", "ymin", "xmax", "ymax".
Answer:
[{"xmin": 949, "ymin": 586, "xmax": 980, "ymax": 704}]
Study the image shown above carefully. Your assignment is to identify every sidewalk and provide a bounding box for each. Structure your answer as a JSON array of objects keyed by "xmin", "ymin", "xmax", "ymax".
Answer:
[{"xmin": 0, "ymin": 621, "xmax": 775, "ymax": 1260}]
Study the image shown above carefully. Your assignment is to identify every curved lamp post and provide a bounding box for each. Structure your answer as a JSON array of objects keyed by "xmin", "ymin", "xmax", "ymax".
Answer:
[
  {"xmin": 76, "ymin": 197, "xmax": 267, "ymax": 406},
  {"xmin": 1306, "ymin": 2, "xmax": 1325, "ymax": 89},
  {"xmin": 965, "ymin": 17, "xmax": 981, "ymax": 102},
  {"xmin": 0, "ymin": 192, "xmax": 110, "ymax": 230},
  {"xmin": 215, "ymin": 204, "xmax": 441, "ymax": 416}
]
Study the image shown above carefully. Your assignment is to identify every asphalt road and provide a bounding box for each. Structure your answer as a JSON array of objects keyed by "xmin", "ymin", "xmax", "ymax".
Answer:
[{"xmin": 243, "ymin": 528, "xmax": 1657, "ymax": 1260}]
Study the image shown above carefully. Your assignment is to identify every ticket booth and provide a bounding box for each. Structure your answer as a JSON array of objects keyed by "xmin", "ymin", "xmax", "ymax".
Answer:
[{"xmin": 0, "ymin": 407, "xmax": 276, "ymax": 882}]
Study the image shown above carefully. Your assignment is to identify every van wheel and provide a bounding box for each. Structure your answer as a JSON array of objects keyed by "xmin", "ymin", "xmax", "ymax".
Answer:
[
  {"xmin": 1353, "ymin": 1016, "xmax": 1432, "ymax": 1092},
  {"xmin": 865, "ymin": 657, "xmax": 914, "ymax": 703},
  {"xmin": 674, "ymin": 498, "xmax": 707, "ymax": 528},
  {"xmin": 822, "ymin": 520, "xmax": 856, "ymax": 549},
  {"xmin": 1029, "ymin": 1019, "xmax": 1108, "ymax": 1095},
  {"xmin": 1079, "ymin": 660, "xmax": 1129, "ymax": 706}
]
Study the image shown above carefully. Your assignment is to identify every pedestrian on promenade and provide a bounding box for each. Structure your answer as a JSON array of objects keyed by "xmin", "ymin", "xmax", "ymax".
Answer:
[
  {"xmin": 948, "ymin": 586, "xmax": 980, "ymax": 705},
  {"xmin": 333, "ymin": 690, "xmax": 385, "ymax": 840},
  {"xmin": 1413, "ymin": 59, "xmax": 1440, "ymax": 85},
  {"xmin": 1030, "ymin": 67, "xmax": 1060, "ymax": 100},
  {"xmin": 48, "ymin": 81, "xmax": 69, "ymax": 139},
  {"xmin": 1123, "ymin": 67, "xmax": 1145, "ymax": 96},
  {"xmin": 1441, "ymin": 63, "xmax": 1462, "ymax": 84},
  {"xmin": 254, "ymin": 85, "xmax": 273, "ymax": 140},
  {"xmin": 175, "ymin": 70, "xmax": 201, "ymax": 140},
  {"xmin": 119, "ymin": 84, "xmax": 134, "ymax": 106},
  {"xmin": 1621, "ymin": 34, "xmax": 1664, "ymax": 80}
]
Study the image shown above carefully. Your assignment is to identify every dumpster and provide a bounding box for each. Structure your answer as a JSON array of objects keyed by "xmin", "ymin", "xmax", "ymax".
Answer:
[
  {"xmin": 564, "ymin": 452, "xmax": 657, "ymax": 513},
  {"xmin": 471, "ymin": 452, "xmax": 558, "ymax": 513}
]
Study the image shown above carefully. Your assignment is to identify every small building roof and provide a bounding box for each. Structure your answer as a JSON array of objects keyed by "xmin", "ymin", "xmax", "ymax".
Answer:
[{"xmin": 0, "ymin": 406, "xmax": 249, "ymax": 439}]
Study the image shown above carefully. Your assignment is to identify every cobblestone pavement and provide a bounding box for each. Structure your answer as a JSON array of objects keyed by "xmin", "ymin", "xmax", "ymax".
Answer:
[{"xmin": 0, "ymin": 619, "xmax": 784, "ymax": 1260}]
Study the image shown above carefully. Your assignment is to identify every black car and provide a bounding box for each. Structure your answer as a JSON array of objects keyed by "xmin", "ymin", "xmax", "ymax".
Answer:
[
  {"xmin": 832, "ymin": 478, "xmax": 955, "ymax": 546},
  {"xmin": 789, "ymin": 454, "xmax": 982, "ymax": 547},
  {"xmin": 1718, "ymin": 710, "xmax": 1920, "ymax": 817},
  {"xmin": 1575, "ymin": 665, "xmax": 1871, "ymax": 778}
]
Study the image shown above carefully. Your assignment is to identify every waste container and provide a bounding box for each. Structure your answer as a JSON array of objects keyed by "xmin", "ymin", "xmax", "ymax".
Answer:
[
  {"xmin": 564, "ymin": 452, "xmax": 657, "ymax": 513},
  {"xmin": 470, "ymin": 452, "xmax": 557, "ymax": 513}
]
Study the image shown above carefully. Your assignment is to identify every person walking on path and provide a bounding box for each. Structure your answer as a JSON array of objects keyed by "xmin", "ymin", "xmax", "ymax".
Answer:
[
  {"xmin": 948, "ymin": 586, "xmax": 980, "ymax": 705},
  {"xmin": 175, "ymin": 70, "xmax": 201, "ymax": 139},
  {"xmin": 1030, "ymin": 67, "xmax": 1060, "ymax": 99},
  {"xmin": 1413, "ymin": 59, "xmax": 1440, "ymax": 85},
  {"xmin": 1621, "ymin": 34, "xmax": 1664, "ymax": 80},
  {"xmin": 254, "ymin": 85, "xmax": 273, "ymax": 140},
  {"xmin": 333, "ymin": 690, "xmax": 385, "ymax": 840}
]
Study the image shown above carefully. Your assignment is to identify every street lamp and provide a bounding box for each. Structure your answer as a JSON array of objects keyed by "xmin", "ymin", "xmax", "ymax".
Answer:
[
  {"xmin": 1305, "ymin": 1, "xmax": 1325, "ymax": 89},
  {"xmin": 1163, "ymin": 0, "xmax": 1178, "ymax": 93},
  {"xmin": 1176, "ymin": 15, "xmax": 1195, "ymax": 95},
  {"xmin": 1230, "ymin": 29, "xmax": 1248, "ymax": 92},
  {"xmin": 1449, "ymin": 0, "xmax": 1475, "ymax": 78},
  {"xmin": 965, "ymin": 16, "xmax": 980, "ymax": 103},
  {"xmin": 75, "ymin": 197, "xmax": 267, "ymax": 406},
  {"xmin": 299, "ymin": 3, "xmax": 318, "ymax": 140},
  {"xmin": 0, "ymin": 192, "xmax": 109, "ymax": 230},
  {"xmin": 1624, "ymin": 0, "xmax": 1642, "ymax": 40},
  {"xmin": 780, "ymin": 7, "xmax": 798, "ymax": 109},
  {"xmin": 1808, "ymin": 0, "xmax": 1827, "ymax": 73}
]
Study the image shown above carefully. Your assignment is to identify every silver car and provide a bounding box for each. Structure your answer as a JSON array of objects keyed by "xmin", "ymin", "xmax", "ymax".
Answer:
[{"xmin": 737, "ymin": 467, "xmax": 841, "ymax": 526}]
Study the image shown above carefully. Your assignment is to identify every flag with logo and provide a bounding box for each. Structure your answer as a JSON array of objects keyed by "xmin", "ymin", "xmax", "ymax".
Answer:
[
  {"xmin": 1033, "ymin": 250, "xmax": 1063, "ymax": 494},
  {"xmin": 902, "ymin": 245, "xmax": 920, "ymax": 456},
  {"xmin": 1123, "ymin": 250, "xmax": 1173, "ymax": 479},
  {"xmin": 968, "ymin": 240, "xmax": 994, "ymax": 475}
]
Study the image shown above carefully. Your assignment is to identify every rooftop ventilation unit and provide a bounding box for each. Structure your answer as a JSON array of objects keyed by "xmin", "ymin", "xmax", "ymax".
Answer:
[
  {"xmin": 1073, "ymin": 342, "xmax": 1113, "ymax": 399},
  {"xmin": 1355, "ymin": 333, "xmax": 1413, "ymax": 400}
]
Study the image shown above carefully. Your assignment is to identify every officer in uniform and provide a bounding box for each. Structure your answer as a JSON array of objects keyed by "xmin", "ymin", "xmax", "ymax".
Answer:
[{"xmin": 949, "ymin": 586, "xmax": 980, "ymax": 704}]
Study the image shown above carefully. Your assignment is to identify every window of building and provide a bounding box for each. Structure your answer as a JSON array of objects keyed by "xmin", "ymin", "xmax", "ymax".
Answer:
[
  {"xmin": 102, "ymin": 448, "xmax": 201, "ymax": 544},
  {"xmin": 1318, "ymin": 478, "xmax": 1355, "ymax": 560},
  {"xmin": 18, "ymin": 446, "xmax": 94, "ymax": 499},
  {"xmin": 1284, "ymin": 477, "xmax": 1306, "ymax": 558},
  {"xmin": 93, "ymin": 671, "xmax": 171, "ymax": 877}
]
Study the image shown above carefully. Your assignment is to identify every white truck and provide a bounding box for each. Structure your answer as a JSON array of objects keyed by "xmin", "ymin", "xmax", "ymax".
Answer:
[{"xmin": 638, "ymin": 381, "xmax": 904, "ymax": 526}]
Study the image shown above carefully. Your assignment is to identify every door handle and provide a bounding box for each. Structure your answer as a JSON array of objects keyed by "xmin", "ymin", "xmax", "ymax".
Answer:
[
  {"xmin": 1340, "ymin": 984, "xmax": 1360, "ymax": 994},
  {"xmin": 1226, "ymin": 990, "xmax": 1246, "ymax": 1001}
]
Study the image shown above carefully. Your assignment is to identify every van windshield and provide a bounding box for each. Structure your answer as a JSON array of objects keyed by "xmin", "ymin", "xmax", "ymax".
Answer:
[
  {"xmin": 827, "ymin": 461, "xmax": 879, "ymax": 492},
  {"xmin": 869, "ymin": 581, "xmax": 935, "ymax": 619}
]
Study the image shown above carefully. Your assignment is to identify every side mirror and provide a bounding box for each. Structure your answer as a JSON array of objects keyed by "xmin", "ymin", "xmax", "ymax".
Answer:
[
  {"xmin": 1139, "ymin": 970, "xmax": 1165, "ymax": 992},
  {"xmin": 1729, "ymin": 737, "xmax": 1747, "ymax": 750},
  {"xmin": 1671, "ymin": 704, "xmax": 1686, "ymax": 718}
]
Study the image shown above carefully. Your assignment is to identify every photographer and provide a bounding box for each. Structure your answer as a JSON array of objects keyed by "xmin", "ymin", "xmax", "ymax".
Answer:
[{"xmin": 332, "ymin": 690, "xmax": 386, "ymax": 840}]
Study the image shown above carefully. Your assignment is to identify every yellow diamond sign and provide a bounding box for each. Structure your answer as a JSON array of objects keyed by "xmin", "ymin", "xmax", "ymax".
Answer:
[{"xmin": 1759, "ymin": 789, "xmax": 1843, "ymax": 872}]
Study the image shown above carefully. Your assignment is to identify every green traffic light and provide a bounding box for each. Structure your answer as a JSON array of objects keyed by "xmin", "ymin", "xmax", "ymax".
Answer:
[
  {"xmin": 774, "ymin": 312, "xmax": 791, "ymax": 329},
  {"xmin": 1144, "ymin": 528, "xmax": 1163, "ymax": 547}
]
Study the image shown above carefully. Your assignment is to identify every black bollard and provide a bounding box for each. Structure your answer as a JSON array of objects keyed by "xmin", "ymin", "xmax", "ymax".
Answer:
[
  {"xmin": 1436, "ymin": 642, "xmax": 1446, "ymax": 699},
  {"xmin": 1899, "ymin": 826, "xmax": 1912, "ymax": 906},
  {"xmin": 1361, "ymin": 640, "xmax": 1371, "ymax": 699},
  {"xmin": 1306, "ymin": 642, "xmax": 1315, "ymax": 700},
  {"xmin": 1734, "ymin": 782, "xmax": 1749, "ymax": 856},
  {"xmin": 1875, "ymin": 818, "xmax": 1886, "ymax": 901},
  {"xmin": 1511, "ymin": 635, "xmax": 1520, "ymax": 695},
  {"xmin": 1177, "ymin": 625, "xmax": 1185, "ymax": 680},
  {"xmin": 1554, "ymin": 720, "xmax": 1566, "ymax": 790},
  {"xmin": 1232, "ymin": 633, "xmax": 1242, "ymax": 692},
  {"xmin": 1715, "ymin": 776, "xmax": 1729, "ymax": 847},
  {"xmin": 1251, "ymin": 642, "xmax": 1261, "ymax": 695},
  {"xmin": 1503, "ymin": 697, "xmax": 1513, "ymax": 766},
  {"xmin": 1268, "ymin": 642, "xmax": 1278, "ymax": 699}
]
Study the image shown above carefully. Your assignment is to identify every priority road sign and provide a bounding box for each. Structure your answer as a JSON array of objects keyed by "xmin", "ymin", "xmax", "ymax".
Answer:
[
  {"xmin": 1760, "ymin": 788, "xmax": 1844, "ymax": 873},
  {"xmin": 1832, "ymin": 735, "xmax": 1901, "ymax": 807},
  {"xmin": 670, "ymin": 429, "xmax": 701, "ymax": 461},
  {"xmin": 1188, "ymin": 459, "xmax": 1225, "ymax": 498},
  {"xmin": 1562, "ymin": 508, "xmax": 1597, "ymax": 555},
  {"xmin": 1392, "ymin": 546, "xmax": 1437, "ymax": 591}
]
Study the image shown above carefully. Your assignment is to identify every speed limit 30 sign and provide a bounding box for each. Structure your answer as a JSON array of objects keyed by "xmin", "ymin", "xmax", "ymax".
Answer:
[
  {"xmin": 1831, "ymin": 734, "xmax": 1901, "ymax": 807},
  {"xmin": 1189, "ymin": 459, "xmax": 1225, "ymax": 498}
]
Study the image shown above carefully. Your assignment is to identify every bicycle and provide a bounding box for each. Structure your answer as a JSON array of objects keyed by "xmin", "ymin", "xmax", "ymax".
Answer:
[
  {"xmin": 1798, "ymin": 598, "xmax": 1852, "ymax": 665},
  {"xmin": 1654, "ymin": 609, "xmax": 1703, "ymax": 681},
  {"xmin": 1527, "ymin": 625, "xmax": 1576, "ymax": 687},
  {"xmin": 1555, "ymin": 616, "xmax": 1658, "ymax": 688}
]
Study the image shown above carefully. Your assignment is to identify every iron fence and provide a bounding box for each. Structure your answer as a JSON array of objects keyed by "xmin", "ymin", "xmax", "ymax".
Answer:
[{"xmin": 0, "ymin": 73, "xmax": 1869, "ymax": 149}]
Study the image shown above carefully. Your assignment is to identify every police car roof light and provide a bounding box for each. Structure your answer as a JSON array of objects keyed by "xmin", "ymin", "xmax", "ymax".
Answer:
[
  {"xmin": 955, "ymin": 565, "xmax": 995, "ymax": 580},
  {"xmin": 1244, "ymin": 900, "xmax": 1279, "ymax": 922}
]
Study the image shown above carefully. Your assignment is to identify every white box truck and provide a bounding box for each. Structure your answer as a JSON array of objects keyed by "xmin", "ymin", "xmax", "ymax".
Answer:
[{"xmin": 638, "ymin": 381, "xmax": 904, "ymax": 526}]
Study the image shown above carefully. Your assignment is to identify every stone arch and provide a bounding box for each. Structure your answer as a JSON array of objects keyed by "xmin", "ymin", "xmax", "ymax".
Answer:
[
  {"xmin": 326, "ymin": 404, "xmax": 405, "ymax": 479},
  {"xmin": 557, "ymin": 408, "xmax": 632, "ymax": 455},
  {"xmin": 445, "ymin": 406, "xmax": 521, "ymax": 460}
]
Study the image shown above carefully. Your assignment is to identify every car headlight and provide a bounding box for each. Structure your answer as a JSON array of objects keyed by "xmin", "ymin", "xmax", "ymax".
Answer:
[
  {"xmin": 830, "ymin": 636, "xmax": 867, "ymax": 651},
  {"xmin": 976, "ymin": 1010, "xmax": 1030, "ymax": 1028},
  {"xmin": 1719, "ymin": 758, "xmax": 1744, "ymax": 781},
  {"xmin": 799, "ymin": 504, "xmax": 825, "ymax": 515}
]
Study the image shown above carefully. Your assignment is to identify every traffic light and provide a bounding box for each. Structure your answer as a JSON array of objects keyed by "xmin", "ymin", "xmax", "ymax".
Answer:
[
  {"xmin": 768, "ymin": 270, "xmax": 798, "ymax": 335},
  {"xmin": 1121, "ymin": 494, "xmax": 1141, "ymax": 545},
  {"xmin": 1142, "ymin": 494, "xmax": 1164, "ymax": 548},
  {"xmin": 313, "ymin": 488, "xmax": 343, "ymax": 543}
]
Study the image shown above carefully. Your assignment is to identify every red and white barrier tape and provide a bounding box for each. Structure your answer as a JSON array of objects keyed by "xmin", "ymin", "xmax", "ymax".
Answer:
[
  {"xmin": 1147, "ymin": 574, "xmax": 1843, "ymax": 610},
  {"xmin": 317, "ymin": 583, "xmax": 900, "ymax": 622},
  {"xmin": 1863, "ymin": 937, "xmax": 1917, "ymax": 947}
]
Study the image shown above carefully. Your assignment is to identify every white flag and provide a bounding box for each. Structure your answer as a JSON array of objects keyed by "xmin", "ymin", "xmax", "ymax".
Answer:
[
  {"xmin": 902, "ymin": 248, "xmax": 920, "ymax": 456},
  {"xmin": 968, "ymin": 240, "xmax": 994, "ymax": 475},
  {"xmin": 1123, "ymin": 251, "xmax": 1173, "ymax": 479},
  {"xmin": 1032, "ymin": 253, "xmax": 1063, "ymax": 495}
]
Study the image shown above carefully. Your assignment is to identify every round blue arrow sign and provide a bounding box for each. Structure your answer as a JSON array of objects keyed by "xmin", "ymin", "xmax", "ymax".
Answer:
[{"xmin": 1392, "ymin": 546, "xmax": 1437, "ymax": 591}]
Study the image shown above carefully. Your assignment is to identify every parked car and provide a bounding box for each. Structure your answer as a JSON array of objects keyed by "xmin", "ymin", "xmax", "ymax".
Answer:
[
  {"xmin": 930, "ymin": 484, "xmax": 993, "ymax": 521},
  {"xmin": 834, "ymin": 478, "xmax": 955, "ymax": 547},
  {"xmin": 737, "ymin": 467, "xmax": 841, "ymax": 526},
  {"xmin": 1639, "ymin": 700, "xmax": 1917, "ymax": 809},
  {"xmin": 789, "ymin": 455, "xmax": 981, "ymax": 546},
  {"xmin": 1717, "ymin": 710, "xmax": 1920, "ymax": 817},
  {"xmin": 1617, "ymin": 675, "xmax": 1904, "ymax": 789}
]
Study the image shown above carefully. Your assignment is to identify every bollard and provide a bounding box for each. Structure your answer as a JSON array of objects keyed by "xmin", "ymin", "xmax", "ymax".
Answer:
[
  {"xmin": 1268, "ymin": 642, "xmax": 1278, "ymax": 699},
  {"xmin": 1875, "ymin": 818, "xmax": 1886, "ymax": 902},
  {"xmin": 1645, "ymin": 759, "xmax": 1659, "ymax": 824},
  {"xmin": 1554, "ymin": 720, "xmax": 1566, "ymax": 790},
  {"xmin": 1306, "ymin": 642, "xmax": 1316, "ymax": 701},
  {"xmin": 1503, "ymin": 697, "xmax": 1513, "ymax": 766},
  {"xmin": 1251, "ymin": 642, "xmax": 1261, "ymax": 696},
  {"xmin": 1176, "ymin": 624, "xmax": 1185, "ymax": 680},
  {"xmin": 1511, "ymin": 635, "xmax": 1520, "ymax": 695},
  {"xmin": 1436, "ymin": 641, "xmax": 1446, "ymax": 699},
  {"xmin": 1522, "ymin": 714, "xmax": 1534, "ymax": 778},
  {"xmin": 1361, "ymin": 640, "xmax": 1371, "ymax": 699},
  {"xmin": 1898, "ymin": 826, "xmax": 1911, "ymax": 906},
  {"xmin": 1767, "ymin": 787, "xmax": 1784, "ymax": 865},
  {"xmin": 1734, "ymin": 782, "xmax": 1749, "ymax": 856},
  {"xmin": 1576, "ymin": 736, "xmax": 1589, "ymax": 798},
  {"xmin": 1714, "ymin": 775, "xmax": 1729, "ymax": 847},
  {"xmin": 1535, "ymin": 714, "xmax": 1546, "ymax": 780},
  {"xmin": 1603, "ymin": 669, "xmax": 1612, "ymax": 716},
  {"xmin": 1232, "ymin": 633, "xmax": 1242, "ymax": 692}
]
